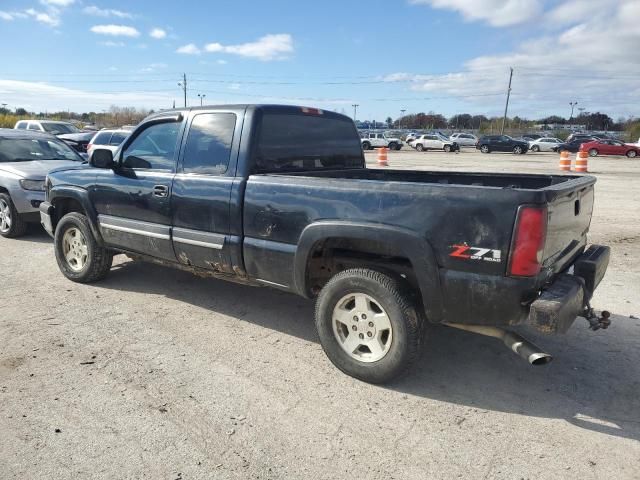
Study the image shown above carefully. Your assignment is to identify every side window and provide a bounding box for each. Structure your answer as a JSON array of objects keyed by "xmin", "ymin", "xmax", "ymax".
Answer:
[
  {"xmin": 109, "ymin": 132, "xmax": 127, "ymax": 145},
  {"xmin": 27, "ymin": 123, "xmax": 40, "ymax": 131},
  {"xmin": 182, "ymin": 113, "xmax": 236, "ymax": 175},
  {"xmin": 122, "ymin": 121, "xmax": 180, "ymax": 171},
  {"xmin": 92, "ymin": 132, "xmax": 112, "ymax": 145},
  {"xmin": 16, "ymin": 121, "xmax": 27, "ymax": 130}
]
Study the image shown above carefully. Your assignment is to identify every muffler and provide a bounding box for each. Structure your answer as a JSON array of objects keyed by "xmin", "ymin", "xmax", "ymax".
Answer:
[{"xmin": 444, "ymin": 323, "xmax": 552, "ymax": 366}]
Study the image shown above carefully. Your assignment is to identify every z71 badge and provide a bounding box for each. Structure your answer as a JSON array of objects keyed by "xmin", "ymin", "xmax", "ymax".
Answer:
[{"xmin": 450, "ymin": 244, "xmax": 502, "ymax": 263}]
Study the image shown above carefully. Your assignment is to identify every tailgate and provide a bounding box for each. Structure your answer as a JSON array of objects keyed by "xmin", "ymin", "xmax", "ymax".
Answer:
[{"xmin": 543, "ymin": 183, "xmax": 594, "ymax": 273}]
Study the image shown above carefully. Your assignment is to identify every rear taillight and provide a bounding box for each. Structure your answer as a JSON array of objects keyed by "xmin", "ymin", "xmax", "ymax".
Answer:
[{"xmin": 508, "ymin": 206, "xmax": 547, "ymax": 277}]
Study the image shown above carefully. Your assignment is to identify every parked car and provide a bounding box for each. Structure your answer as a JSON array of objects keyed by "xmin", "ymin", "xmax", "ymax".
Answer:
[
  {"xmin": 556, "ymin": 138, "xmax": 595, "ymax": 153},
  {"xmin": 361, "ymin": 132, "xmax": 402, "ymax": 151},
  {"xmin": 404, "ymin": 132, "xmax": 419, "ymax": 144},
  {"xmin": 476, "ymin": 135, "xmax": 529, "ymax": 154},
  {"xmin": 39, "ymin": 104, "xmax": 611, "ymax": 383},
  {"xmin": 412, "ymin": 133, "xmax": 458, "ymax": 152},
  {"xmin": 581, "ymin": 139, "xmax": 640, "ymax": 158},
  {"xmin": 566, "ymin": 133, "xmax": 607, "ymax": 143},
  {"xmin": 449, "ymin": 132, "xmax": 478, "ymax": 147},
  {"xmin": 0, "ymin": 129, "xmax": 83, "ymax": 238},
  {"xmin": 86, "ymin": 129, "xmax": 130, "ymax": 159},
  {"xmin": 528, "ymin": 137, "xmax": 563, "ymax": 152},
  {"xmin": 58, "ymin": 131, "xmax": 96, "ymax": 154},
  {"xmin": 14, "ymin": 120, "xmax": 80, "ymax": 136}
]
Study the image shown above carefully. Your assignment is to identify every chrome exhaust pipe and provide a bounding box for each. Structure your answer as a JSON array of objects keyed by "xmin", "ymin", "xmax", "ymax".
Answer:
[{"xmin": 444, "ymin": 323, "xmax": 552, "ymax": 366}]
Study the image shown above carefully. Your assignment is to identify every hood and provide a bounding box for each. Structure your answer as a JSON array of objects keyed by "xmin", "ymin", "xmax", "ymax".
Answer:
[
  {"xmin": 58, "ymin": 132, "xmax": 94, "ymax": 142},
  {"xmin": 0, "ymin": 160, "xmax": 82, "ymax": 180}
]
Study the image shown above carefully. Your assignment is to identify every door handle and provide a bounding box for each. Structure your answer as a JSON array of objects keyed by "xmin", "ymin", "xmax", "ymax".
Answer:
[{"xmin": 153, "ymin": 185, "xmax": 169, "ymax": 197}]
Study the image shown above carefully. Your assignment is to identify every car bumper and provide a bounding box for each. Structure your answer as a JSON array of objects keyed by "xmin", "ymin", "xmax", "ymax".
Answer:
[
  {"xmin": 39, "ymin": 201, "xmax": 54, "ymax": 237},
  {"xmin": 9, "ymin": 188, "xmax": 46, "ymax": 214},
  {"xmin": 527, "ymin": 245, "xmax": 610, "ymax": 334}
]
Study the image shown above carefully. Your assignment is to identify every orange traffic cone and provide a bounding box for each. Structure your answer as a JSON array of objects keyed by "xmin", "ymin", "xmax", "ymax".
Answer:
[
  {"xmin": 558, "ymin": 151, "xmax": 571, "ymax": 172},
  {"xmin": 575, "ymin": 150, "xmax": 589, "ymax": 173},
  {"xmin": 377, "ymin": 147, "xmax": 388, "ymax": 167}
]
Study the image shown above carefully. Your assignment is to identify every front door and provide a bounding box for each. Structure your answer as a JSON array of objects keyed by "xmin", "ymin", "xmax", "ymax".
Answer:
[
  {"xmin": 91, "ymin": 118, "xmax": 182, "ymax": 261},
  {"xmin": 171, "ymin": 111, "xmax": 242, "ymax": 272}
]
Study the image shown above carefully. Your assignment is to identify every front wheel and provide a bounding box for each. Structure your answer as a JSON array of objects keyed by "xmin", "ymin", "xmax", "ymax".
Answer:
[
  {"xmin": 54, "ymin": 212, "xmax": 113, "ymax": 283},
  {"xmin": 443, "ymin": 144, "xmax": 451, "ymax": 152},
  {"xmin": 388, "ymin": 142, "xmax": 398, "ymax": 151},
  {"xmin": 626, "ymin": 150, "xmax": 637, "ymax": 158},
  {"xmin": 513, "ymin": 146, "xmax": 523, "ymax": 154},
  {"xmin": 531, "ymin": 145, "xmax": 540, "ymax": 152},
  {"xmin": 480, "ymin": 145, "xmax": 490, "ymax": 153},
  {"xmin": 0, "ymin": 193, "xmax": 27, "ymax": 238},
  {"xmin": 589, "ymin": 148, "xmax": 599, "ymax": 157},
  {"xmin": 416, "ymin": 143, "xmax": 424, "ymax": 152},
  {"xmin": 315, "ymin": 268, "xmax": 423, "ymax": 384}
]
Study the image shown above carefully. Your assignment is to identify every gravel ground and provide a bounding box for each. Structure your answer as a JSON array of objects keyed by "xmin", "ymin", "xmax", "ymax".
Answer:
[{"xmin": 1, "ymin": 149, "xmax": 639, "ymax": 479}]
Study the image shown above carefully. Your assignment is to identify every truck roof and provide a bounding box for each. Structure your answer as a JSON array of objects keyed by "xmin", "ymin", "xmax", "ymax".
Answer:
[{"xmin": 145, "ymin": 104, "xmax": 352, "ymax": 122}]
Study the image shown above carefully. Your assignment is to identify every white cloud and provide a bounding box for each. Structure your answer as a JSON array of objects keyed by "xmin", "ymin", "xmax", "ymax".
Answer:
[
  {"xmin": 0, "ymin": 11, "xmax": 15, "ymax": 20},
  {"xmin": 149, "ymin": 28, "xmax": 166, "ymax": 39},
  {"xmin": 40, "ymin": 0, "xmax": 75, "ymax": 6},
  {"xmin": 204, "ymin": 33, "xmax": 294, "ymax": 61},
  {"xmin": 390, "ymin": 0, "xmax": 640, "ymax": 117},
  {"xmin": 217, "ymin": 59, "xmax": 228, "ymax": 65},
  {"xmin": 25, "ymin": 8, "xmax": 60, "ymax": 27},
  {"xmin": 410, "ymin": 0, "xmax": 542, "ymax": 27},
  {"xmin": 100, "ymin": 41, "xmax": 125, "ymax": 47},
  {"xmin": 176, "ymin": 43, "xmax": 201, "ymax": 55},
  {"xmin": 83, "ymin": 6, "xmax": 133, "ymax": 19},
  {"xmin": 90, "ymin": 24, "xmax": 140, "ymax": 37},
  {"xmin": 139, "ymin": 62, "xmax": 168, "ymax": 72}
]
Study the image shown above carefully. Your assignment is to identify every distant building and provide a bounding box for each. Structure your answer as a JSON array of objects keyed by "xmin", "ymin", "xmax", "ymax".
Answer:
[{"xmin": 534, "ymin": 123, "xmax": 586, "ymax": 131}]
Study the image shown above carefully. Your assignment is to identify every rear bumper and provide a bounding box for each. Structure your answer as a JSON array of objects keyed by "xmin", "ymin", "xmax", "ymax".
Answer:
[
  {"xmin": 527, "ymin": 245, "xmax": 610, "ymax": 334},
  {"xmin": 39, "ymin": 201, "xmax": 54, "ymax": 237}
]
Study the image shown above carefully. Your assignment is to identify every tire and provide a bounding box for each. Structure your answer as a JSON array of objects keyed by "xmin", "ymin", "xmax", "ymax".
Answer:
[
  {"xmin": 588, "ymin": 148, "xmax": 599, "ymax": 157},
  {"xmin": 315, "ymin": 268, "xmax": 423, "ymax": 384},
  {"xmin": 531, "ymin": 145, "xmax": 540, "ymax": 152},
  {"xmin": 443, "ymin": 144, "xmax": 451, "ymax": 152},
  {"xmin": 0, "ymin": 193, "xmax": 28, "ymax": 238},
  {"xmin": 513, "ymin": 146, "xmax": 523, "ymax": 154},
  {"xmin": 626, "ymin": 150, "xmax": 637, "ymax": 158},
  {"xmin": 362, "ymin": 141, "xmax": 371, "ymax": 151},
  {"xmin": 388, "ymin": 142, "xmax": 398, "ymax": 151},
  {"xmin": 480, "ymin": 145, "xmax": 490, "ymax": 153},
  {"xmin": 416, "ymin": 143, "xmax": 424, "ymax": 152},
  {"xmin": 54, "ymin": 212, "xmax": 113, "ymax": 283}
]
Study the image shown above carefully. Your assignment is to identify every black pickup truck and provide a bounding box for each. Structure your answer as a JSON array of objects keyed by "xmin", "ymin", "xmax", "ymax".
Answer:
[{"xmin": 40, "ymin": 105, "xmax": 611, "ymax": 383}]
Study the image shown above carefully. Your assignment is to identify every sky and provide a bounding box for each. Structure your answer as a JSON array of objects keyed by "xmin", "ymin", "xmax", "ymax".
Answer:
[{"xmin": 0, "ymin": 0, "xmax": 638, "ymax": 122}]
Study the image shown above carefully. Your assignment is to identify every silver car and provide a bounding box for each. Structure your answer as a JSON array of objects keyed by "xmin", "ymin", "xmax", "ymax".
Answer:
[{"xmin": 0, "ymin": 129, "xmax": 83, "ymax": 237}]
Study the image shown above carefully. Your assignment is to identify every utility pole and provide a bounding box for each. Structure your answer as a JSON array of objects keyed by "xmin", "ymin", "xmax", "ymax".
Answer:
[
  {"xmin": 400, "ymin": 109, "xmax": 406, "ymax": 130},
  {"xmin": 352, "ymin": 104, "xmax": 359, "ymax": 123},
  {"xmin": 178, "ymin": 73, "xmax": 187, "ymax": 108},
  {"xmin": 500, "ymin": 67, "xmax": 513, "ymax": 135}
]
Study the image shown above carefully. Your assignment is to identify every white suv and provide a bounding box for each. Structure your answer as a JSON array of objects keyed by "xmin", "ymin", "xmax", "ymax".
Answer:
[
  {"xmin": 87, "ymin": 129, "xmax": 130, "ymax": 159},
  {"xmin": 412, "ymin": 133, "xmax": 458, "ymax": 152},
  {"xmin": 361, "ymin": 132, "xmax": 403, "ymax": 151},
  {"xmin": 14, "ymin": 120, "xmax": 80, "ymax": 136}
]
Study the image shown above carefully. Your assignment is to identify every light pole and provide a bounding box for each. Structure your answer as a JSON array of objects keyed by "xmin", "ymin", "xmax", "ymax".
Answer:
[
  {"xmin": 178, "ymin": 73, "xmax": 187, "ymax": 108},
  {"xmin": 352, "ymin": 104, "xmax": 359, "ymax": 123},
  {"xmin": 400, "ymin": 109, "xmax": 406, "ymax": 130},
  {"xmin": 569, "ymin": 101, "xmax": 578, "ymax": 127},
  {"xmin": 198, "ymin": 94, "xmax": 206, "ymax": 106}
]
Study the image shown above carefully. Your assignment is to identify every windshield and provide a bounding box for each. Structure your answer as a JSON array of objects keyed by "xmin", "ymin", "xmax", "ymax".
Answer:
[
  {"xmin": 0, "ymin": 137, "xmax": 82, "ymax": 162},
  {"xmin": 42, "ymin": 122, "xmax": 79, "ymax": 135}
]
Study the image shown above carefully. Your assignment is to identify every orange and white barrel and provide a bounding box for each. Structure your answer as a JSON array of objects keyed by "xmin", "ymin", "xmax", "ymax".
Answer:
[
  {"xmin": 558, "ymin": 150, "xmax": 571, "ymax": 171},
  {"xmin": 575, "ymin": 150, "xmax": 589, "ymax": 173},
  {"xmin": 377, "ymin": 147, "xmax": 388, "ymax": 167}
]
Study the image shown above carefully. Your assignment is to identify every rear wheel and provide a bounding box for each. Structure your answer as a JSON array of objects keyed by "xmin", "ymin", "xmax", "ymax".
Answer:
[
  {"xmin": 362, "ymin": 141, "xmax": 371, "ymax": 150},
  {"xmin": 513, "ymin": 145, "xmax": 523, "ymax": 154},
  {"xmin": 54, "ymin": 212, "xmax": 113, "ymax": 283},
  {"xmin": 315, "ymin": 268, "xmax": 423, "ymax": 384},
  {"xmin": 0, "ymin": 193, "xmax": 27, "ymax": 238},
  {"xmin": 416, "ymin": 143, "xmax": 424, "ymax": 152},
  {"xmin": 480, "ymin": 145, "xmax": 490, "ymax": 153},
  {"xmin": 589, "ymin": 148, "xmax": 599, "ymax": 157},
  {"xmin": 626, "ymin": 150, "xmax": 637, "ymax": 158}
]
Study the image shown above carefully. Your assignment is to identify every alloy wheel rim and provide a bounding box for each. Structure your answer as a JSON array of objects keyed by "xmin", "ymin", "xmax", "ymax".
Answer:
[
  {"xmin": 0, "ymin": 199, "xmax": 11, "ymax": 233},
  {"xmin": 332, "ymin": 293, "xmax": 393, "ymax": 363},
  {"xmin": 62, "ymin": 227, "xmax": 88, "ymax": 272}
]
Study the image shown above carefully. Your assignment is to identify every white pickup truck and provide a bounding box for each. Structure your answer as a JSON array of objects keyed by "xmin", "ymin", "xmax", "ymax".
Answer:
[{"xmin": 361, "ymin": 132, "xmax": 403, "ymax": 151}]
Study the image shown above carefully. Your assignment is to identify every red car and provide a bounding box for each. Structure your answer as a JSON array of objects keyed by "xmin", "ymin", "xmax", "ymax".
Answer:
[{"xmin": 580, "ymin": 139, "xmax": 640, "ymax": 158}]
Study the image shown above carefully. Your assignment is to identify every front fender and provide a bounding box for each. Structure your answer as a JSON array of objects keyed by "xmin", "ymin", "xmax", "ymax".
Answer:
[
  {"xmin": 49, "ymin": 185, "xmax": 103, "ymax": 244},
  {"xmin": 294, "ymin": 221, "xmax": 444, "ymax": 323}
]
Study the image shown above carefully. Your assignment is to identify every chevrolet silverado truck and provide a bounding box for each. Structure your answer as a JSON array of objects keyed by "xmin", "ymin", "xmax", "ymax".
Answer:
[{"xmin": 40, "ymin": 105, "xmax": 611, "ymax": 383}]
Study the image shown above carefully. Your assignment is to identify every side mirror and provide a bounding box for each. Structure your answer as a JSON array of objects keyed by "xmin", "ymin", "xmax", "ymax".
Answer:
[{"xmin": 91, "ymin": 149, "xmax": 115, "ymax": 169}]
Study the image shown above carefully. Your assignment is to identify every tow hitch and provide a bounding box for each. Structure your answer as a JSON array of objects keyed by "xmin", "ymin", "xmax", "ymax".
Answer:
[{"xmin": 580, "ymin": 303, "xmax": 612, "ymax": 331}]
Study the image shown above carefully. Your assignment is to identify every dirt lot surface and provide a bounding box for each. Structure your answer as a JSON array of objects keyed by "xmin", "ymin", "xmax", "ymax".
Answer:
[{"xmin": 1, "ymin": 149, "xmax": 639, "ymax": 479}]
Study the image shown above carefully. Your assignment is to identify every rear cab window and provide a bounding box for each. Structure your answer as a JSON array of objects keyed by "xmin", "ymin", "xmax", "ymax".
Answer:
[
  {"xmin": 92, "ymin": 132, "xmax": 112, "ymax": 145},
  {"xmin": 252, "ymin": 108, "xmax": 364, "ymax": 174}
]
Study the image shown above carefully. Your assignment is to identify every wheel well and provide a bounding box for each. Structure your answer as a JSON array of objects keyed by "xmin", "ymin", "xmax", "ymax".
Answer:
[
  {"xmin": 305, "ymin": 237, "xmax": 419, "ymax": 297},
  {"xmin": 52, "ymin": 197, "xmax": 85, "ymax": 223},
  {"xmin": 0, "ymin": 186, "xmax": 8, "ymax": 194}
]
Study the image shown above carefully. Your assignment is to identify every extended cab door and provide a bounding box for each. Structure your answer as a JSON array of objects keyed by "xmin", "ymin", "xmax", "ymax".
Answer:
[
  {"xmin": 170, "ymin": 109, "xmax": 243, "ymax": 272},
  {"xmin": 90, "ymin": 115, "xmax": 183, "ymax": 261}
]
